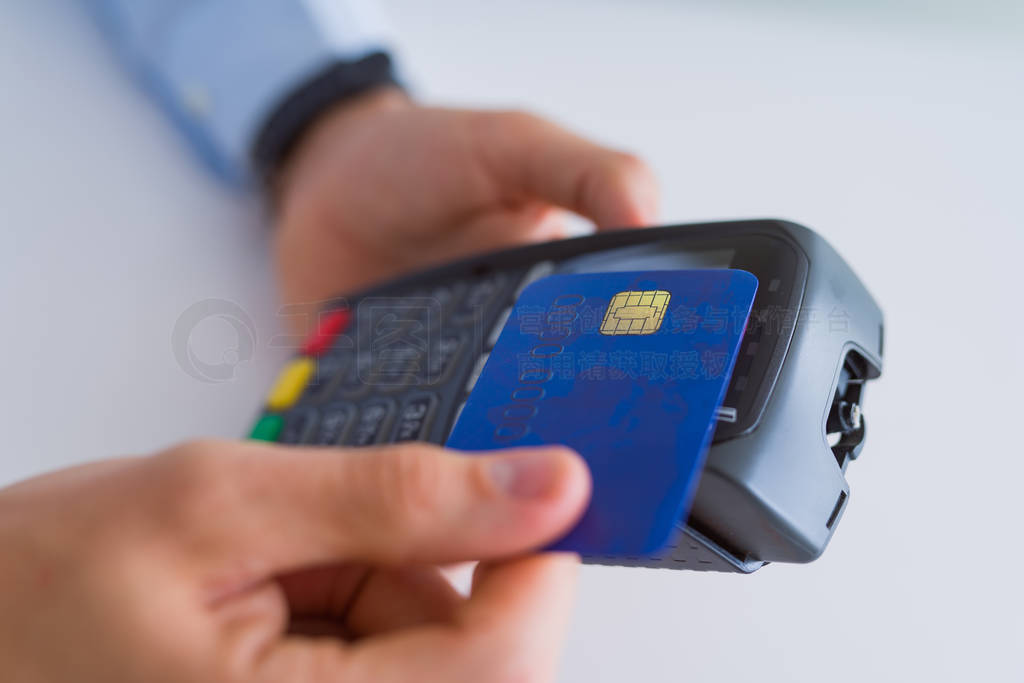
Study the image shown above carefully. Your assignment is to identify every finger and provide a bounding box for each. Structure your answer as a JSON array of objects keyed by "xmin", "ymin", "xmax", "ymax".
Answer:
[
  {"xmin": 277, "ymin": 564, "xmax": 462, "ymax": 636},
  {"xmin": 150, "ymin": 440, "xmax": 590, "ymax": 581},
  {"xmin": 464, "ymin": 203, "xmax": 570, "ymax": 245},
  {"xmin": 220, "ymin": 564, "xmax": 464, "ymax": 674},
  {"xmin": 276, "ymin": 565, "xmax": 370, "ymax": 618},
  {"xmin": 447, "ymin": 203, "xmax": 569, "ymax": 258},
  {"xmin": 280, "ymin": 565, "xmax": 460, "ymax": 638},
  {"xmin": 416, "ymin": 203, "xmax": 569, "ymax": 268},
  {"xmin": 473, "ymin": 110, "xmax": 660, "ymax": 228},
  {"xmin": 345, "ymin": 565, "xmax": 463, "ymax": 637},
  {"xmin": 286, "ymin": 617, "xmax": 350, "ymax": 639},
  {"xmin": 328, "ymin": 553, "xmax": 580, "ymax": 683},
  {"xmin": 464, "ymin": 553, "xmax": 579, "ymax": 681}
]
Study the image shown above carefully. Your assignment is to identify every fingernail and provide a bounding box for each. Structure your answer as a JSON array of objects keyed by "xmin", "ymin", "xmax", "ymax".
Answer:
[{"xmin": 487, "ymin": 449, "xmax": 564, "ymax": 499}]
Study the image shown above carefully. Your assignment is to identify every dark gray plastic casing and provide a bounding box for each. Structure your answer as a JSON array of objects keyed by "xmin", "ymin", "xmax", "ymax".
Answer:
[{"xmin": 687, "ymin": 221, "xmax": 883, "ymax": 568}]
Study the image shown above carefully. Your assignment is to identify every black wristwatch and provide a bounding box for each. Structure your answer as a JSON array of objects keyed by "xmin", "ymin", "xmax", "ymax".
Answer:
[{"xmin": 250, "ymin": 51, "xmax": 401, "ymax": 186}]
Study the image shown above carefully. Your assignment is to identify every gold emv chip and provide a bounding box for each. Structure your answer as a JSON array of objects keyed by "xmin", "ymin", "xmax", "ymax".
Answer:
[{"xmin": 600, "ymin": 290, "xmax": 671, "ymax": 335}]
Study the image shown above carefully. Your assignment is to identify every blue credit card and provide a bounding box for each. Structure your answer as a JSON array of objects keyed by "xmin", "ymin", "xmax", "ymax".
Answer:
[{"xmin": 446, "ymin": 270, "xmax": 758, "ymax": 556}]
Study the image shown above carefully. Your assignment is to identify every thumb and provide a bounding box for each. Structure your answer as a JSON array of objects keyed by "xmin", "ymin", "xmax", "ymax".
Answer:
[{"xmin": 154, "ymin": 440, "xmax": 590, "ymax": 575}]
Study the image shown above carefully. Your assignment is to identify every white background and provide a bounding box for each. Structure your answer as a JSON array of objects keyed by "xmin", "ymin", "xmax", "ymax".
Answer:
[{"xmin": 1, "ymin": 1, "xmax": 1022, "ymax": 681}]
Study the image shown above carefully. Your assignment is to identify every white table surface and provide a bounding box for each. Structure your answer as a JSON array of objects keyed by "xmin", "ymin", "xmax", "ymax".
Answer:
[{"xmin": 2, "ymin": 1, "xmax": 1022, "ymax": 681}]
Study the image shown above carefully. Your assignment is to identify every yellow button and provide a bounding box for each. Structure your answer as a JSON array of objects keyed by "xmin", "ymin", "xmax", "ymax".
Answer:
[{"xmin": 266, "ymin": 358, "xmax": 314, "ymax": 411}]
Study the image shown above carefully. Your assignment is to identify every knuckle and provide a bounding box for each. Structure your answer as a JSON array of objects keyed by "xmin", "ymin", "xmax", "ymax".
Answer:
[
  {"xmin": 606, "ymin": 150, "xmax": 650, "ymax": 180},
  {"xmin": 474, "ymin": 643, "xmax": 550, "ymax": 683},
  {"xmin": 151, "ymin": 440, "xmax": 239, "ymax": 525},
  {"xmin": 374, "ymin": 445, "xmax": 450, "ymax": 529},
  {"xmin": 490, "ymin": 657, "xmax": 553, "ymax": 683},
  {"xmin": 443, "ymin": 619, "xmax": 555, "ymax": 683},
  {"xmin": 481, "ymin": 109, "xmax": 541, "ymax": 136},
  {"xmin": 501, "ymin": 108, "xmax": 539, "ymax": 127}
]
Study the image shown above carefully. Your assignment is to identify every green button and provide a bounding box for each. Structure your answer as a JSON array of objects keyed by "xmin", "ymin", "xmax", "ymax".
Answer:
[{"xmin": 249, "ymin": 414, "xmax": 283, "ymax": 441}]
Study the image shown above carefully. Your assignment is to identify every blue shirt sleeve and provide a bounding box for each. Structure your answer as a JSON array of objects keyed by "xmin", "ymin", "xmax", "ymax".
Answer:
[{"xmin": 88, "ymin": 0, "xmax": 399, "ymax": 184}]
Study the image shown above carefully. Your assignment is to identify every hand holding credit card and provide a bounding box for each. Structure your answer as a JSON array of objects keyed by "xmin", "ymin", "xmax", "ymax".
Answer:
[{"xmin": 447, "ymin": 270, "xmax": 758, "ymax": 557}]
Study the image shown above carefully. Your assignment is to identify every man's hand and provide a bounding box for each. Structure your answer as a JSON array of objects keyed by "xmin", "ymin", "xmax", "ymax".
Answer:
[
  {"xmin": 0, "ymin": 441, "xmax": 590, "ymax": 682},
  {"xmin": 274, "ymin": 88, "xmax": 659, "ymax": 334}
]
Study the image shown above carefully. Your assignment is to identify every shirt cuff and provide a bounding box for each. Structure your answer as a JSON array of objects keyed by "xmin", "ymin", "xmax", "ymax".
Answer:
[{"xmin": 153, "ymin": 1, "xmax": 400, "ymax": 183}]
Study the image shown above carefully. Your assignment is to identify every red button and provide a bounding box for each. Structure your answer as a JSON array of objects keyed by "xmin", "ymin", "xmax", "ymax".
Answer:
[{"xmin": 302, "ymin": 307, "xmax": 351, "ymax": 356}]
